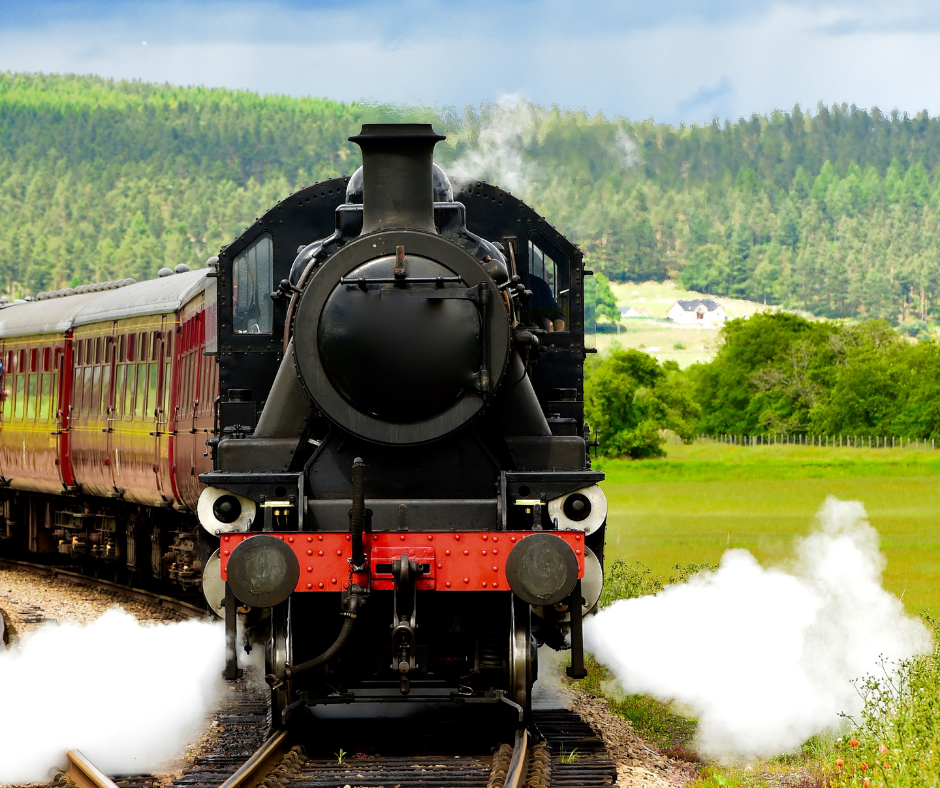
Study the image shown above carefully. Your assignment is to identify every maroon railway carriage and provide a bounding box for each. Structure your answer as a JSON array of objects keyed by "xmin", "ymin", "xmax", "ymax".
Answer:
[{"xmin": 0, "ymin": 269, "xmax": 216, "ymax": 583}]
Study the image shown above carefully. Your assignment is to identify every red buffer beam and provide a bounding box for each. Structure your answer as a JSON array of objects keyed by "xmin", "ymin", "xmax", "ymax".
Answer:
[{"xmin": 219, "ymin": 530, "xmax": 587, "ymax": 592}]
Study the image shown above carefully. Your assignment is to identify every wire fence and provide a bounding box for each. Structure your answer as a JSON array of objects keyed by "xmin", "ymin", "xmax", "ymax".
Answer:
[{"xmin": 698, "ymin": 433, "xmax": 938, "ymax": 450}]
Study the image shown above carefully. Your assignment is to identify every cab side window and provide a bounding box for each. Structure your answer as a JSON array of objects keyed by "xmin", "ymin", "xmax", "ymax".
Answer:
[
  {"xmin": 527, "ymin": 232, "xmax": 570, "ymax": 332},
  {"xmin": 232, "ymin": 233, "xmax": 274, "ymax": 335}
]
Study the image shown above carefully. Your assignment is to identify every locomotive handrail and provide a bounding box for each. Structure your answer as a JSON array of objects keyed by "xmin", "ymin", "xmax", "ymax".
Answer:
[{"xmin": 340, "ymin": 275, "xmax": 462, "ymax": 287}]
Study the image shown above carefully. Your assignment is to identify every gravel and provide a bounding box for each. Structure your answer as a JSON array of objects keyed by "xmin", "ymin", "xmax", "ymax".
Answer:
[
  {"xmin": 566, "ymin": 694, "xmax": 700, "ymax": 787},
  {"xmin": 0, "ymin": 566, "xmax": 184, "ymax": 644}
]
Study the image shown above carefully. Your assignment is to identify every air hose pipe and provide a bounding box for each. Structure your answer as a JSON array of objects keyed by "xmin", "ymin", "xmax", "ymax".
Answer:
[{"xmin": 265, "ymin": 590, "xmax": 365, "ymax": 689}]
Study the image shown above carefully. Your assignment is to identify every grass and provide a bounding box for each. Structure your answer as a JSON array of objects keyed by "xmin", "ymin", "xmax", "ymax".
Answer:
[
  {"xmin": 572, "ymin": 438, "xmax": 940, "ymax": 786},
  {"xmin": 598, "ymin": 440, "xmax": 940, "ymax": 618}
]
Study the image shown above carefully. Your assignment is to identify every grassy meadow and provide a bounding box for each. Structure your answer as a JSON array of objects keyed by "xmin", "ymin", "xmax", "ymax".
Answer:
[
  {"xmin": 579, "ymin": 439, "xmax": 940, "ymax": 786},
  {"xmin": 597, "ymin": 439, "xmax": 940, "ymax": 618}
]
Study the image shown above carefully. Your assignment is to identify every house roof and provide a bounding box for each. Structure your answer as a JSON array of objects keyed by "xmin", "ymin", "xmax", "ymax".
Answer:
[{"xmin": 674, "ymin": 298, "xmax": 721, "ymax": 312}]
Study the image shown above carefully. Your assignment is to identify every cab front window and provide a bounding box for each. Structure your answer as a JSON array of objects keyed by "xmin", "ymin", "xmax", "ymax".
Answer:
[{"xmin": 233, "ymin": 234, "xmax": 274, "ymax": 335}]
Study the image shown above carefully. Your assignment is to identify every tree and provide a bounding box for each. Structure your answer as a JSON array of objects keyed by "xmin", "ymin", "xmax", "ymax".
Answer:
[
  {"xmin": 584, "ymin": 349, "xmax": 699, "ymax": 458},
  {"xmin": 584, "ymin": 272, "xmax": 620, "ymax": 330}
]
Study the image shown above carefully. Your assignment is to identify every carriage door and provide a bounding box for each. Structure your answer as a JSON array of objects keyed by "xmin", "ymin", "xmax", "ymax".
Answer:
[
  {"xmin": 151, "ymin": 320, "xmax": 173, "ymax": 501},
  {"xmin": 102, "ymin": 326, "xmax": 118, "ymax": 491}
]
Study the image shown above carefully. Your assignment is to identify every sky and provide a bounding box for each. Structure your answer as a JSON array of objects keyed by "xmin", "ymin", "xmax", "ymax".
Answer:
[{"xmin": 2, "ymin": 0, "xmax": 940, "ymax": 124}]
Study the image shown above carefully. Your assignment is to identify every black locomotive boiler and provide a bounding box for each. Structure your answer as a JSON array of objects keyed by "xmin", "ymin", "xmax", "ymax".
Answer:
[{"xmin": 203, "ymin": 124, "xmax": 608, "ymax": 726}]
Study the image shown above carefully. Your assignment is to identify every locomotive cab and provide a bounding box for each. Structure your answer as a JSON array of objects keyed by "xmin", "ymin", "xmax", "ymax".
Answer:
[{"xmin": 200, "ymin": 123, "xmax": 606, "ymax": 728}]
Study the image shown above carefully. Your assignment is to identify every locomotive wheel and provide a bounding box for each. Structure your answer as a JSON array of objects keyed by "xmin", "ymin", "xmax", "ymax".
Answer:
[
  {"xmin": 265, "ymin": 601, "xmax": 292, "ymax": 730},
  {"xmin": 508, "ymin": 595, "xmax": 534, "ymax": 720}
]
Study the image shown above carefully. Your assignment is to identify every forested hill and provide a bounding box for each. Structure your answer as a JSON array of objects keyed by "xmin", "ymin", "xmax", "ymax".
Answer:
[{"xmin": 4, "ymin": 72, "xmax": 940, "ymax": 323}]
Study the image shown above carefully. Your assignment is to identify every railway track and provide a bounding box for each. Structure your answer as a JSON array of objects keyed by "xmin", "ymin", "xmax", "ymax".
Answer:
[
  {"xmin": 1, "ymin": 556, "xmax": 617, "ymax": 788},
  {"xmin": 0, "ymin": 557, "xmax": 205, "ymax": 618}
]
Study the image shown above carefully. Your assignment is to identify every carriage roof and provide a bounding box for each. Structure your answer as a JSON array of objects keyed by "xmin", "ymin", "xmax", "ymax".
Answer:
[{"xmin": 0, "ymin": 269, "xmax": 208, "ymax": 338}]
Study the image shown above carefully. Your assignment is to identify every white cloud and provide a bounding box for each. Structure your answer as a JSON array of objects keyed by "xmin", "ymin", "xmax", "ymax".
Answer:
[{"xmin": 2, "ymin": 1, "xmax": 940, "ymax": 122}]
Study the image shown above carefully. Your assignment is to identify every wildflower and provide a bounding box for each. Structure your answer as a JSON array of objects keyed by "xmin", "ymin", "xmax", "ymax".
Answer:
[
  {"xmin": 835, "ymin": 758, "xmax": 844, "ymax": 768},
  {"xmin": 860, "ymin": 762, "xmax": 868, "ymax": 771},
  {"xmin": 879, "ymin": 743, "xmax": 889, "ymax": 754},
  {"xmin": 863, "ymin": 781, "xmax": 871, "ymax": 788},
  {"xmin": 849, "ymin": 739, "xmax": 860, "ymax": 747}
]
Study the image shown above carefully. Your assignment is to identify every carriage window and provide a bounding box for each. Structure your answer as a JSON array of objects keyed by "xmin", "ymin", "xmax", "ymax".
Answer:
[
  {"xmin": 148, "ymin": 362, "xmax": 159, "ymax": 415},
  {"xmin": 26, "ymin": 374, "xmax": 37, "ymax": 420},
  {"xmin": 233, "ymin": 233, "xmax": 274, "ymax": 335},
  {"xmin": 39, "ymin": 373, "xmax": 51, "ymax": 420},
  {"xmin": 1, "ymin": 368, "xmax": 10, "ymax": 421},
  {"xmin": 14, "ymin": 375, "xmax": 24, "ymax": 420},
  {"xmin": 123, "ymin": 364, "xmax": 135, "ymax": 418},
  {"xmin": 527, "ymin": 232, "xmax": 570, "ymax": 332},
  {"xmin": 115, "ymin": 364, "xmax": 126, "ymax": 416},
  {"xmin": 83, "ymin": 367, "xmax": 93, "ymax": 415},
  {"xmin": 101, "ymin": 362, "xmax": 111, "ymax": 415},
  {"xmin": 135, "ymin": 364, "xmax": 147, "ymax": 418}
]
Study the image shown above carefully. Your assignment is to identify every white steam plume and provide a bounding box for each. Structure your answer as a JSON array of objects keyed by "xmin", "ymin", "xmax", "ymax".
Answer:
[
  {"xmin": 449, "ymin": 94, "xmax": 537, "ymax": 195},
  {"xmin": 0, "ymin": 608, "xmax": 226, "ymax": 782},
  {"xmin": 584, "ymin": 497, "xmax": 931, "ymax": 760},
  {"xmin": 614, "ymin": 127, "xmax": 640, "ymax": 169}
]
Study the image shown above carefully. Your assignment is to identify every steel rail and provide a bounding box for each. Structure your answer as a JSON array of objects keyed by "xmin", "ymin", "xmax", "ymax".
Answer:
[
  {"xmin": 217, "ymin": 731, "xmax": 291, "ymax": 788},
  {"xmin": 63, "ymin": 750, "xmax": 121, "ymax": 788},
  {"xmin": 0, "ymin": 557, "xmax": 206, "ymax": 618},
  {"xmin": 503, "ymin": 727, "xmax": 529, "ymax": 788}
]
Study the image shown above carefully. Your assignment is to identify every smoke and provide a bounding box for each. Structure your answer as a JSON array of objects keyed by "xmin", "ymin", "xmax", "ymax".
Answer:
[
  {"xmin": 449, "ymin": 94, "xmax": 537, "ymax": 195},
  {"xmin": 0, "ymin": 608, "xmax": 226, "ymax": 782},
  {"xmin": 584, "ymin": 497, "xmax": 932, "ymax": 760},
  {"xmin": 614, "ymin": 127, "xmax": 640, "ymax": 169}
]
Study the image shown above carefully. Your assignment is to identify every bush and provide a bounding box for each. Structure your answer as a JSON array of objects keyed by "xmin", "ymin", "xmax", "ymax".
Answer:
[{"xmin": 831, "ymin": 616, "xmax": 940, "ymax": 788}]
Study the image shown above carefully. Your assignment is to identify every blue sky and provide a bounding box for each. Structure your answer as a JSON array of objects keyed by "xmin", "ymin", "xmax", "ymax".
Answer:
[{"xmin": 2, "ymin": 0, "xmax": 940, "ymax": 123}]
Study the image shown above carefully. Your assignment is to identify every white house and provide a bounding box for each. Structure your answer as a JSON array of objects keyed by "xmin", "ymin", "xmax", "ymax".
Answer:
[{"xmin": 668, "ymin": 298, "xmax": 727, "ymax": 327}]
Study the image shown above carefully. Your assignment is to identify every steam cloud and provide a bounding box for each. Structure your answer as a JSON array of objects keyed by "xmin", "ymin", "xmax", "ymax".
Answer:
[
  {"xmin": 449, "ymin": 94, "xmax": 537, "ymax": 194},
  {"xmin": 447, "ymin": 95, "xmax": 641, "ymax": 195},
  {"xmin": 584, "ymin": 497, "xmax": 932, "ymax": 759},
  {"xmin": 0, "ymin": 609, "xmax": 226, "ymax": 782}
]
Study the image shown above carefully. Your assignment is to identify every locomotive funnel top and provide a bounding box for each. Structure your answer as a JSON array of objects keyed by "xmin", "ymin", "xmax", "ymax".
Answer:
[{"xmin": 349, "ymin": 124, "xmax": 445, "ymax": 235}]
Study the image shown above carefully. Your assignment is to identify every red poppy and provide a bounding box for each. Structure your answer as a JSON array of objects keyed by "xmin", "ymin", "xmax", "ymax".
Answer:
[
  {"xmin": 879, "ymin": 743, "xmax": 889, "ymax": 754},
  {"xmin": 849, "ymin": 739, "xmax": 860, "ymax": 747},
  {"xmin": 835, "ymin": 758, "xmax": 844, "ymax": 768},
  {"xmin": 860, "ymin": 762, "xmax": 868, "ymax": 770}
]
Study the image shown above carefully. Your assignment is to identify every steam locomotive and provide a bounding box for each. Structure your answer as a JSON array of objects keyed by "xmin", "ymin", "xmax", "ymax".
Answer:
[{"xmin": 0, "ymin": 124, "xmax": 606, "ymax": 725}]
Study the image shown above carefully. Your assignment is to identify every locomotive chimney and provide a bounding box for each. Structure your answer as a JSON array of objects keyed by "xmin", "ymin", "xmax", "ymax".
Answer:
[{"xmin": 349, "ymin": 124, "xmax": 445, "ymax": 234}]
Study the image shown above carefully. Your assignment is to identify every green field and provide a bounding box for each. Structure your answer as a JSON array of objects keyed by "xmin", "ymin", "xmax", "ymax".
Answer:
[{"xmin": 598, "ymin": 440, "xmax": 940, "ymax": 617}]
